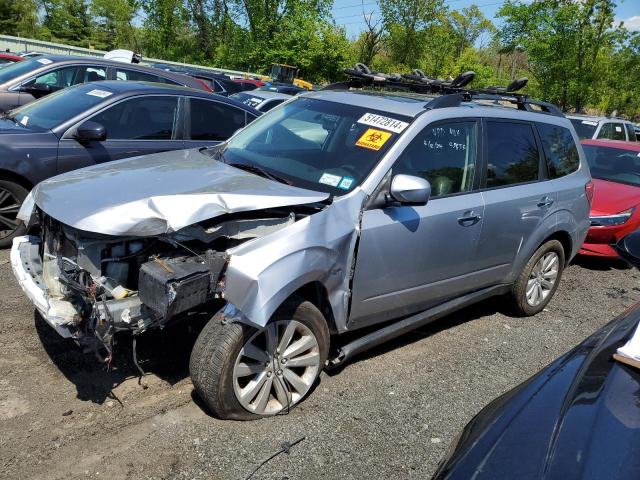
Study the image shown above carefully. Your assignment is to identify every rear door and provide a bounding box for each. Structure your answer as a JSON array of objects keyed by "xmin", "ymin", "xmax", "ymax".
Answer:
[
  {"xmin": 349, "ymin": 119, "xmax": 486, "ymax": 328},
  {"xmin": 56, "ymin": 95, "xmax": 184, "ymax": 173},
  {"xmin": 183, "ymin": 97, "xmax": 257, "ymax": 149},
  {"xmin": 474, "ymin": 119, "xmax": 556, "ymax": 283}
]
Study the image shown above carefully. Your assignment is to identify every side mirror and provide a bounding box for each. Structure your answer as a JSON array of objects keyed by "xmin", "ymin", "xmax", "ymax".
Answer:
[
  {"xmin": 20, "ymin": 83, "xmax": 51, "ymax": 95},
  {"xmin": 75, "ymin": 121, "xmax": 106, "ymax": 143},
  {"xmin": 389, "ymin": 174, "xmax": 431, "ymax": 206},
  {"xmin": 615, "ymin": 231, "xmax": 640, "ymax": 268}
]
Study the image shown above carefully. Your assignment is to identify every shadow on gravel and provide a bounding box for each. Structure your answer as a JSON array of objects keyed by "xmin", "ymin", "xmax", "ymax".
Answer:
[
  {"xmin": 573, "ymin": 256, "xmax": 632, "ymax": 272},
  {"xmin": 34, "ymin": 311, "xmax": 209, "ymax": 404},
  {"xmin": 326, "ymin": 296, "xmax": 505, "ymax": 376}
]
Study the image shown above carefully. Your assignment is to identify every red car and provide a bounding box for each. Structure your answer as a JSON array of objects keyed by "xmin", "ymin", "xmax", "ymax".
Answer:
[
  {"xmin": 580, "ymin": 139, "xmax": 640, "ymax": 257},
  {"xmin": 0, "ymin": 53, "xmax": 24, "ymax": 67},
  {"xmin": 233, "ymin": 78, "xmax": 265, "ymax": 91}
]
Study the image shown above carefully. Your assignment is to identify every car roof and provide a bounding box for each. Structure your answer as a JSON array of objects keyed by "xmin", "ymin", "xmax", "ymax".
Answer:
[
  {"xmin": 66, "ymin": 80, "xmax": 261, "ymax": 113},
  {"xmin": 0, "ymin": 53, "xmax": 23, "ymax": 62},
  {"xmin": 581, "ymin": 139, "xmax": 640, "ymax": 151},
  {"xmin": 567, "ymin": 113, "xmax": 632, "ymax": 124},
  {"xmin": 305, "ymin": 90, "xmax": 570, "ymax": 124},
  {"xmin": 236, "ymin": 90, "xmax": 291, "ymax": 101},
  {"xmin": 6, "ymin": 55, "xmax": 204, "ymax": 86}
]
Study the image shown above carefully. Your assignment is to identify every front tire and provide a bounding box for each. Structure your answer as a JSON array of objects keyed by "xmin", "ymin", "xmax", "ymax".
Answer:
[
  {"xmin": 0, "ymin": 180, "xmax": 28, "ymax": 248},
  {"xmin": 509, "ymin": 239, "xmax": 565, "ymax": 316},
  {"xmin": 189, "ymin": 297, "xmax": 329, "ymax": 420}
]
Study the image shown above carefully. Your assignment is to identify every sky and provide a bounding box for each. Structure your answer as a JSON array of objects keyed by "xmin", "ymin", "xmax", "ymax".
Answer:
[{"xmin": 331, "ymin": 0, "xmax": 640, "ymax": 39}]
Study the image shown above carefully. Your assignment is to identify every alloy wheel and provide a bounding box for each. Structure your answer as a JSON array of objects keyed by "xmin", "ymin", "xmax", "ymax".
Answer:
[
  {"xmin": 0, "ymin": 187, "xmax": 21, "ymax": 240},
  {"xmin": 232, "ymin": 320, "xmax": 321, "ymax": 415},
  {"xmin": 526, "ymin": 251, "xmax": 559, "ymax": 307}
]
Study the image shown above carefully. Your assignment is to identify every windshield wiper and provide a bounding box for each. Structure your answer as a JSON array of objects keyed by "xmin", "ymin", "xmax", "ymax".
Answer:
[{"xmin": 227, "ymin": 162, "xmax": 289, "ymax": 185}]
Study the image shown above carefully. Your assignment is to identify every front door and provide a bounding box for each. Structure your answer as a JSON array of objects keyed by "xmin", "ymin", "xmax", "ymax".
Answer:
[
  {"xmin": 349, "ymin": 119, "xmax": 485, "ymax": 328},
  {"xmin": 57, "ymin": 95, "xmax": 184, "ymax": 174}
]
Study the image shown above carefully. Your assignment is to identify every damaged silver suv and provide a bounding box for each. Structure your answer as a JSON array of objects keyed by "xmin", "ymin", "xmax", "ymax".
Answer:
[{"xmin": 12, "ymin": 90, "xmax": 591, "ymax": 419}]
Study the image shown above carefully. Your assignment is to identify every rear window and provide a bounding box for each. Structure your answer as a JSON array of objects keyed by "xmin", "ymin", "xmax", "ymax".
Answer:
[
  {"xmin": 569, "ymin": 118, "xmax": 597, "ymax": 140},
  {"xmin": 625, "ymin": 123, "xmax": 636, "ymax": 142},
  {"xmin": 583, "ymin": 144, "xmax": 640, "ymax": 187},
  {"xmin": 537, "ymin": 123, "xmax": 580, "ymax": 179},
  {"xmin": 486, "ymin": 121, "xmax": 540, "ymax": 187}
]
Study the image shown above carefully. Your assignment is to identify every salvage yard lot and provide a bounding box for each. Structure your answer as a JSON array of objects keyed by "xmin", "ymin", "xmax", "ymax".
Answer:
[{"xmin": 1, "ymin": 250, "xmax": 638, "ymax": 480}]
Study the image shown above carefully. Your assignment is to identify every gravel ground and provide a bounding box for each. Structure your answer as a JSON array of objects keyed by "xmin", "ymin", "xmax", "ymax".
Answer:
[{"xmin": 0, "ymin": 250, "xmax": 638, "ymax": 480}]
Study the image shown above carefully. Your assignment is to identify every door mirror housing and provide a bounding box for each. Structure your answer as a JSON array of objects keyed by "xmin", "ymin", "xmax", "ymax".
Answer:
[
  {"xmin": 615, "ymin": 231, "xmax": 640, "ymax": 268},
  {"xmin": 20, "ymin": 83, "xmax": 51, "ymax": 95},
  {"xmin": 75, "ymin": 121, "xmax": 106, "ymax": 142},
  {"xmin": 389, "ymin": 174, "xmax": 431, "ymax": 206}
]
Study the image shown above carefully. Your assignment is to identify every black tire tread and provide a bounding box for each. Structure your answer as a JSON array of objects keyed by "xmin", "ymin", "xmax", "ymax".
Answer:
[{"xmin": 509, "ymin": 239, "xmax": 565, "ymax": 317}]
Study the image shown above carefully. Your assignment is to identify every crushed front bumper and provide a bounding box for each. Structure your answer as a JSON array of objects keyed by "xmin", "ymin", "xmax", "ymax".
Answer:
[{"xmin": 10, "ymin": 236, "xmax": 78, "ymax": 338}]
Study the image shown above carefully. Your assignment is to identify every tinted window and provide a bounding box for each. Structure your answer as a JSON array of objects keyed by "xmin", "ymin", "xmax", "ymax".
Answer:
[
  {"xmin": 625, "ymin": 123, "xmax": 636, "ymax": 142},
  {"xmin": 569, "ymin": 118, "xmax": 597, "ymax": 139},
  {"xmin": 10, "ymin": 83, "xmax": 113, "ymax": 130},
  {"xmin": 611, "ymin": 123, "xmax": 626, "ymax": 141},
  {"xmin": 583, "ymin": 145, "xmax": 640, "ymax": 187},
  {"xmin": 486, "ymin": 121, "xmax": 540, "ymax": 187},
  {"xmin": 261, "ymin": 99, "xmax": 284, "ymax": 112},
  {"xmin": 23, "ymin": 65, "xmax": 106, "ymax": 90},
  {"xmin": 189, "ymin": 98, "xmax": 248, "ymax": 141},
  {"xmin": 393, "ymin": 121, "xmax": 477, "ymax": 197},
  {"xmin": 537, "ymin": 124, "xmax": 580, "ymax": 179},
  {"xmin": 115, "ymin": 68, "xmax": 172, "ymax": 84},
  {"xmin": 91, "ymin": 96, "xmax": 179, "ymax": 140}
]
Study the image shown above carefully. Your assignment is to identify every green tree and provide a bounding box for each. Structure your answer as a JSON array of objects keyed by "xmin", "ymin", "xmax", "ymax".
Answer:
[
  {"xmin": 0, "ymin": 0, "xmax": 39, "ymax": 38},
  {"xmin": 41, "ymin": 0, "xmax": 93, "ymax": 46},
  {"xmin": 381, "ymin": 0, "xmax": 445, "ymax": 67},
  {"xmin": 497, "ymin": 0, "xmax": 621, "ymax": 112}
]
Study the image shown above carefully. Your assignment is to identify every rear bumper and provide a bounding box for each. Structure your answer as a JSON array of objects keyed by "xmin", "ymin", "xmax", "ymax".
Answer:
[{"xmin": 10, "ymin": 236, "xmax": 76, "ymax": 338}]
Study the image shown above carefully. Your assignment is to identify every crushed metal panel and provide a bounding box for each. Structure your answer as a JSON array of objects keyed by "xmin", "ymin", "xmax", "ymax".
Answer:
[
  {"xmin": 223, "ymin": 191, "xmax": 366, "ymax": 330},
  {"xmin": 28, "ymin": 148, "xmax": 329, "ymax": 236}
]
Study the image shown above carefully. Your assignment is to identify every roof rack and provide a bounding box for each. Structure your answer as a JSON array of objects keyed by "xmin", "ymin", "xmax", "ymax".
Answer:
[{"xmin": 322, "ymin": 64, "xmax": 564, "ymax": 117}]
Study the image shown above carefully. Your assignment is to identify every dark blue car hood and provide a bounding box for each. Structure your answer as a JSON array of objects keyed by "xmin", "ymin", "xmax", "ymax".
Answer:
[{"xmin": 435, "ymin": 305, "xmax": 640, "ymax": 480}]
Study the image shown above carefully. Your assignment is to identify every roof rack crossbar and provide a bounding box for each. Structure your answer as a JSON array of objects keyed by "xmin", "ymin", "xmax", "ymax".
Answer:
[{"xmin": 322, "ymin": 64, "xmax": 563, "ymax": 117}]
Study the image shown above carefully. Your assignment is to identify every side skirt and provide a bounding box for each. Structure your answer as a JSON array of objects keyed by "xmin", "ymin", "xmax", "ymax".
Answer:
[{"xmin": 327, "ymin": 284, "xmax": 510, "ymax": 368}]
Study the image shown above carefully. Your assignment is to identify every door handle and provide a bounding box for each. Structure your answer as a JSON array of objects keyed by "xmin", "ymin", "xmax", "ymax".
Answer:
[
  {"xmin": 458, "ymin": 211, "xmax": 482, "ymax": 226},
  {"xmin": 537, "ymin": 196, "xmax": 554, "ymax": 208}
]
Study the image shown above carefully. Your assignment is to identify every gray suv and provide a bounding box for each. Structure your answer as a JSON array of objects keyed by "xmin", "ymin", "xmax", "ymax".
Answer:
[
  {"xmin": 568, "ymin": 114, "xmax": 637, "ymax": 142},
  {"xmin": 11, "ymin": 90, "xmax": 591, "ymax": 419}
]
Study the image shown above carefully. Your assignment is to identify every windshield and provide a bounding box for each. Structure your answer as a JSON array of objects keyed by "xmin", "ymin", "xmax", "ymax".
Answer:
[
  {"xmin": 583, "ymin": 144, "xmax": 640, "ymax": 187},
  {"xmin": 211, "ymin": 97, "xmax": 411, "ymax": 195},
  {"xmin": 570, "ymin": 118, "xmax": 598, "ymax": 140},
  {"xmin": 0, "ymin": 57, "xmax": 50, "ymax": 85},
  {"xmin": 8, "ymin": 83, "xmax": 114, "ymax": 130}
]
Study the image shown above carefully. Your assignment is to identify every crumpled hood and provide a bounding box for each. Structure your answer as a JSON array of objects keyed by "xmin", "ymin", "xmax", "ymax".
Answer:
[{"xmin": 28, "ymin": 148, "xmax": 329, "ymax": 236}]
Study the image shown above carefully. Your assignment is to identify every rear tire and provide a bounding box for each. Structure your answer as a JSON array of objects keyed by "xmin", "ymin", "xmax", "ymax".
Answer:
[
  {"xmin": 509, "ymin": 240, "xmax": 565, "ymax": 316},
  {"xmin": 189, "ymin": 297, "xmax": 329, "ymax": 420},
  {"xmin": 0, "ymin": 180, "xmax": 28, "ymax": 249}
]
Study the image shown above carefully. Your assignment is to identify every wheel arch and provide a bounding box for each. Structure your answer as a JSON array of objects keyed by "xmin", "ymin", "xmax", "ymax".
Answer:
[
  {"xmin": 541, "ymin": 230, "xmax": 573, "ymax": 266},
  {"xmin": 292, "ymin": 281, "xmax": 337, "ymax": 334},
  {"xmin": 0, "ymin": 169, "xmax": 33, "ymax": 191}
]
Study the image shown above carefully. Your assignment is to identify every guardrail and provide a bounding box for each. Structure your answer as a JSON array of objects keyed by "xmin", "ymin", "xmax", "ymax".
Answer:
[{"xmin": 0, "ymin": 34, "xmax": 262, "ymax": 78}]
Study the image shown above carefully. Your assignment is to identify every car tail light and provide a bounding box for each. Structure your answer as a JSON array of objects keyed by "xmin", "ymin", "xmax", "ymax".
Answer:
[{"xmin": 585, "ymin": 180, "xmax": 594, "ymax": 206}]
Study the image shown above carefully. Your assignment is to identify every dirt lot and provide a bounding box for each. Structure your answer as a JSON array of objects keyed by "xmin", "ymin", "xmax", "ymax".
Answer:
[{"xmin": 1, "ymin": 249, "xmax": 638, "ymax": 480}]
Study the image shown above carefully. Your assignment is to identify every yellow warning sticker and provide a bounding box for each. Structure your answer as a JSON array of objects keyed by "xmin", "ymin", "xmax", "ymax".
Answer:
[{"xmin": 355, "ymin": 128, "xmax": 392, "ymax": 151}]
